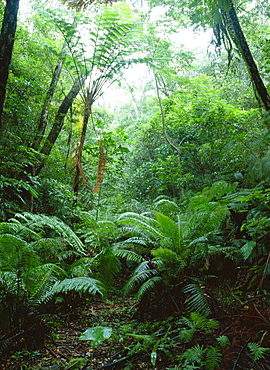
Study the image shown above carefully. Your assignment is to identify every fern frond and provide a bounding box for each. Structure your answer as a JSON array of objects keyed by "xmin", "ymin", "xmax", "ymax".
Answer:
[
  {"xmin": 248, "ymin": 342, "xmax": 269, "ymax": 361},
  {"xmin": 13, "ymin": 213, "xmax": 86, "ymax": 255},
  {"xmin": 67, "ymin": 257, "xmax": 94, "ymax": 277},
  {"xmin": 0, "ymin": 222, "xmax": 41, "ymax": 240},
  {"xmin": 216, "ymin": 335, "xmax": 231, "ymax": 347},
  {"xmin": 116, "ymin": 237, "xmax": 150, "ymax": 247},
  {"xmin": 183, "ymin": 283, "xmax": 211, "ymax": 317},
  {"xmin": 28, "ymin": 263, "xmax": 67, "ymax": 305},
  {"xmin": 0, "ymin": 234, "xmax": 40, "ymax": 271},
  {"xmin": 37, "ymin": 277, "xmax": 104, "ymax": 304},
  {"xmin": 30, "ymin": 238, "xmax": 69, "ymax": 261},
  {"xmin": 93, "ymin": 247, "xmax": 121, "ymax": 287},
  {"xmin": 151, "ymin": 248, "xmax": 179, "ymax": 263},
  {"xmin": 118, "ymin": 212, "xmax": 162, "ymax": 241},
  {"xmin": 182, "ymin": 344, "xmax": 205, "ymax": 363},
  {"xmin": 135, "ymin": 276, "xmax": 163, "ymax": 300},
  {"xmin": 112, "ymin": 248, "xmax": 144, "ymax": 264},
  {"xmin": 155, "ymin": 211, "xmax": 184, "ymax": 253},
  {"xmin": 239, "ymin": 241, "xmax": 256, "ymax": 260},
  {"xmin": 205, "ymin": 346, "xmax": 222, "ymax": 370},
  {"xmin": 123, "ymin": 261, "xmax": 158, "ymax": 296},
  {"xmin": 152, "ymin": 198, "xmax": 179, "ymax": 215}
]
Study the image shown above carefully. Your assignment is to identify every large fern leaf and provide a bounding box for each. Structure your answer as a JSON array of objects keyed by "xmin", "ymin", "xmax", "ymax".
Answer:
[
  {"xmin": 12, "ymin": 213, "xmax": 86, "ymax": 255},
  {"xmin": 123, "ymin": 261, "xmax": 158, "ymax": 296},
  {"xmin": 135, "ymin": 276, "xmax": 163, "ymax": 300},
  {"xmin": 183, "ymin": 283, "xmax": 211, "ymax": 317},
  {"xmin": 37, "ymin": 277, "xmax": 104, "ymax": 304}
]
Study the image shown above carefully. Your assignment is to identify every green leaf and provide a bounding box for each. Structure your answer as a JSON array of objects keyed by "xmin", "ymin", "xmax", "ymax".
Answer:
[
  {"xmin": 79, "ymin": 326, "xmax": 112, "ymax": 345},
  {"xmin": 151, "ymin": 350, "xmax": 157, "ymax": 366},
  {"xmin": 239, "ymin": 241, "xmax": 256, "ymax": 260}
]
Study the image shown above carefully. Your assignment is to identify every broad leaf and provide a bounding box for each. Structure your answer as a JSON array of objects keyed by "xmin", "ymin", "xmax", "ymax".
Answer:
[{"xmin": 79, "ymin": 326, "xmax": 112, "ymax": 345}]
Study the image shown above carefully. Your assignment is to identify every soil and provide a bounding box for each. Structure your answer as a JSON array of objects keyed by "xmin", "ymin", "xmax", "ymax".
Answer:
[{"xmin": 1, "ymin": 295, "xmax": 270, "ymax": 370}]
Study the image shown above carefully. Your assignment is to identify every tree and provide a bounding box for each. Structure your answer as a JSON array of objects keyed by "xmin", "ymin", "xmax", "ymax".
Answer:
[
  {"xmin": 0, "ymin": 0, "xmax": 20, "ymax": 131},
  {"xmin": 150, "ymin": 0, "xmax": 270, "ymax": 115}
]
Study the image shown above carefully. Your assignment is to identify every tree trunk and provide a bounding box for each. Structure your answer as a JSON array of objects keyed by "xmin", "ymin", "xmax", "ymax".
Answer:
[
  {"xmin": 93, "ymin": 140, "xmax": 107, "ymax": 194},
  {"xmin": 73, "ymin": 90, "xmax": 93, "ymax": 196},
  {"xmin": 36, "ymin": 74, "xmax": 86, "ymax": 174},
  {"xmin": 0, "ymin": 0, "xmax": 20, "ymax": 131},
  {"xmin": 223, "ymin": 0, "xmax": 270, "ymax": 111},
  {"xmin": 33, "ymin": 42, "xmax": 69, "ymax": 150}
]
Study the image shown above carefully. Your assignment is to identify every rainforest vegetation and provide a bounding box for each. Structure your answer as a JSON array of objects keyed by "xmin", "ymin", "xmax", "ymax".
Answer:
[{"xmin": 1, "ymin": 0, "xmax": 270, "ymax": 368}]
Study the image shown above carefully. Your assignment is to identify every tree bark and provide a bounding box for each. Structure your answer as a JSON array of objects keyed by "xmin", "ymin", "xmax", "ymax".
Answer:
[
  {"xmin": 33, "ymin": 42, "xmax": 69, "ymax": 150},
  {"xmin": 222, "ymin": 0, "xmax": 270, "ymax": 111},
  {"xmin": 0, "ymin": 0, "xmax": 20, "ymax": 131},
  {"xmin": 36, "ymin": 74, "xmax": 86, "ymax": 174},
  {"xmin": 73, "ymin": 90, "xmax": 93, "ymax": 196}
]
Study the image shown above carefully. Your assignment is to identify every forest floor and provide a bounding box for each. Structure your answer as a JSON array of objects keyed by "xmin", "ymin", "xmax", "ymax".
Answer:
[{"xmin": 2, "ymin": 291, "xmax": 270, "ymax": 369}]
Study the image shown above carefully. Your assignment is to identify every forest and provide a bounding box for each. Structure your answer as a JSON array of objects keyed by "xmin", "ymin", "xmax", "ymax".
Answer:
[{"xmin": 1, "ymin": 0, "xmax": 270, "ymax": 368}]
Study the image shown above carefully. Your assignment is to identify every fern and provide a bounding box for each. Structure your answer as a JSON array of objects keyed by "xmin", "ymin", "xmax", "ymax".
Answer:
[
  {"xmin": 28, "ymin": 263, "xmax": 67, "ymax": 305},
  {"xmin": 112, "ymin": 248, "xmax": 144, "ymax": 264},
  {"xmin": 12, "ymin": 213, "xmax": 86, "ymax": 255},
  {"xmin": 189, "ymin": 312, "xmax": 218, "ymax": 331},
  {"xmin": 38, "ymin": 277, "xmax": 105, "ymax": 304},
  {"xmin": 248, "ymin": 342, "xmax": 269, "ymax": 362},
  {"xmin": 135, "ymin": 276, "xmax": 163, "ymax": 300},
  {"xmin": 118, "ymin": 212, "xmax": 163, "ymax": 243},
  {"xmin": 67, "ymin": 257, "xmax": 94, "ymax": 277},
  {"xmin": 182, "ymin": 344, "xmax": 205, "ymax": 365},
  {"xmin": 205, "ymin": 346, "xmax": 222, "ymax": 370},
  {"xmin": 183, "ymin": 283, "xmax": 211, "ymax": 316},
  {"xmin": 152, "ymin": 197, "xmax": 179, "ymax": 216},
  {"xmin": 0, "ymin": 234, "xmax": 40, "ymax": 271},
  {"xmin": 216, "ymin": 335, "xmax": 231, "ymax": 347},
  {"xmin": 93, "ymin": 247, "xmax": 121, "ymax": 288},
  {"xmin": 239, "ymin": 240, "xmax": 256, "ymax": 260},
  {"xmin": 30, "ymin": 238, "xmax": 71, "ymax": 262},
  {"xmin": 123, "ymin": 261, "xmax": 158, "ymax": 296}
]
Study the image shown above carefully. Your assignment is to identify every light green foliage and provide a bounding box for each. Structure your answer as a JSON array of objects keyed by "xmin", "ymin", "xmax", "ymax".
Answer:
[
  {"xmin": 121, "ymin": 182, "xmax": 232, "ymax": 303},
  {"xmin": 79, "ymin": 326, "xmax": 112, "ymax": 345},
  {"xmin": 183, "ymin": 284, "xmax": 211, "ymax": 317},
  {"xmin": 248, "ymin": 342, "xmax": 269, "ymax": 362},
  {"xmin": 0, "ymin": 214, "xmax": 105, "ymax": 331},
  {"xmin": 178, "ymin": 344, "xmax": 222, "ymax": 370},
  {"xmin": 216, "ymin": 335, "xmax": 231, "ymax": 347},
  {"xmin": 127, "ymin": 75, "xmax": 264, "ymax": 200},
  {"xmin": 11, "ymin": 212, "xmax": 86, "ymax": 255}
]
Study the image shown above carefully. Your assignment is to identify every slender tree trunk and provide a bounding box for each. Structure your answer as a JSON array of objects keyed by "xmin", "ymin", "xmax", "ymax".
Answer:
[
  {"xmin": 35, "ymin": 74, "xmax": 86, "ymax": 174},
  {"xmin": 92, "ymin": 140, "xmax": 107, "ymax": 194},
  {"xmin": 33, "ymin": 42, "xmax": 69, "ymax": 150},
  {"xmin": 73, "ymin": 90, "xmax": 93, "ymax": 196},
  {"xmin": 223, "ymin": 0, "xmax": 270, "ymax": 111},
  {"xmin": 0, "ymin": 0, "xmax": 20, "ymax": 131}
]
